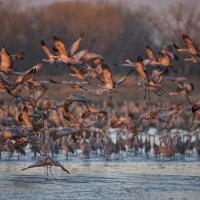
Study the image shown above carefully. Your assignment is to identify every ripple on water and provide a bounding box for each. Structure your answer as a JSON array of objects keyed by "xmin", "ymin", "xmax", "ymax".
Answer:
[{"xmin": 0, "ymin": 160, "xmax": 200, "ymax": 200}]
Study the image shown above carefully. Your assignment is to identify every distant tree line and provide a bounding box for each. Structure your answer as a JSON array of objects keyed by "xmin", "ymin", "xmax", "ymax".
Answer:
[{"xmin": 0, "ymin": 0, "xmax": 199, "ymax": 76}]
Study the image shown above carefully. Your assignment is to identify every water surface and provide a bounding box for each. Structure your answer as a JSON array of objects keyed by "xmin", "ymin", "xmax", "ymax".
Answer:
[{"xmin": 0, "ymin": 159, "xmax": 200, "ymax": 200}]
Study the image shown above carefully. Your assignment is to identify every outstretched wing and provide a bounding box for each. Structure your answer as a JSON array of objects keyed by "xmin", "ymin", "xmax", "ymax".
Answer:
[
  {"xmin": 15, "ymin": 63, "xmax": 43, "ymax": 84},
  {"xmin": 81, "ymin": 52, "xmax": 103, "ymax": 62},
  {"xmin": 145, "ymin": 46, "xmax": 157, "ymax": 61},
  {"xmin": 157, "ymin": 108, "xmax": 177, "ymax": 122},
  {"xmin": 101, "ymin": 64, "xmax": 114, "ymax": 89},
  {"xmin": 53, "ymin": 36, "xmax": 69, "ymax": 60},
  {"xmin": 0, "ymin": 72, "xmax": 13, "ymax": 86},
  {"xmin": 116, "ymin": 70, "xmax": 133, "ymax": 85},
  {"xmin": 41, "ymin": 40, "xmax": 54, "ymax": 59},
  {"xmin": 50, "ymin": 157, "xmax": 70, "ymax": 174},
  {"xmin": 135, "ymin": 56, "xmax": 146, "ymax": 80},
  {"xmin": 69, "ymin": 37, "xmax": 82, "ymax": 56},
  {"xmin": 72, "ymin": 50, "xmax": 88, "ymax": 61},
  {"xmin": 111, "ymin": 117, "xmax": 127, "ymax": 128},
  {"xmin": 21, "ymin": 159, "xmax": 47, "ymax": 171},
  {"xmin": 183, "ymin": 34, "xmax": 199, "ymax": 53},
  {"xmin": 151, "ymin": 70, "xmax": 165, "ymax": 83},
  {"xmin": 0, "ymin": 48, "xmax": 12, "ymax": 73}
]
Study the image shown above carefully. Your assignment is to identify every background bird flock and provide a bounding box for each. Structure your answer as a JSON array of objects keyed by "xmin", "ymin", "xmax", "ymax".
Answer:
[{"xmin": 0, "ymin": 33, "xmax": 200, "ymax": 175}]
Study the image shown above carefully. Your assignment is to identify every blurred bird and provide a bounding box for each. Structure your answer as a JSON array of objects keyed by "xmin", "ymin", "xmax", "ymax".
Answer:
[
  {"xmin": 174, "ymin": 34, "xmax": 200, "ymax": 63},
  {"xmin": 22, "ymin": 156, "xmax": 70, "ymax": 175}
]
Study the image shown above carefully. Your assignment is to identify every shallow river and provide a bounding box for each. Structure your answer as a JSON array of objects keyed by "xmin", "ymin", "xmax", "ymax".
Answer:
[{"xmin": 0, "ymin": 158, "xmax": 200, "ymax": 200}]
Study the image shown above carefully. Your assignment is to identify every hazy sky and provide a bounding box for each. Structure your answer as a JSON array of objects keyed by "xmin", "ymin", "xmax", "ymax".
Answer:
[
  {"xmin": 20, "ymin": 0, "xmax": 180, "ymax": 9},
  {"xmin": 16, "ymin": 0, "xmax": 199, "ymax": 12}
]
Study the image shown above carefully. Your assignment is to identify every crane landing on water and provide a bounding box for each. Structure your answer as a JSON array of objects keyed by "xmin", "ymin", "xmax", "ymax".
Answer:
[{"xmin": 22, "ymin": 156, "xmax": 70, "ymax": 176}]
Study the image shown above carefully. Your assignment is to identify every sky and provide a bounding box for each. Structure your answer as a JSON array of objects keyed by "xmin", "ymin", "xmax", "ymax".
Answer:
[
  {"xmin": 7, "ymin": 0, "xmax": 199, "ymax": 13},
  {"xmin": 20, "ymin": 0, "xmax": 180, "ymax": 9}
]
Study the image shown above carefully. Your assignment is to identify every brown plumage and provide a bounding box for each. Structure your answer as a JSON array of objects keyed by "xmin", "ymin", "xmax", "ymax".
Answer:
[
  {"xmin": 18, "ymin": 106, "xmax": 33, "ymax": 128},
  {"xmin": 69, "ymin": 37, "xmax": 82, "ymax": 56},
  {"xmin": 53, "ymin": 36, "xmax": 82, "ymax": 64},
  {"xmin": 53, "ymin": 36, "xmax": 69, "ymax": 61},
  {"xmin": 22, "ymin": 156, "xmax": 70, "ymax": 174},
  {"xmin": 80, "ymin": 52, "xmax": 103, "ymax": 63},
  {"xmin": 41, "ymin": 40, "xmax": 57, "ymax": 64},
  {"xmin": 13, "ymin": 52, "xmax": 24, "ymax": 61},
  {"xmin": 101, "ymin": 64, "xmax": 114, "ymax": 90},
  {"xmin": 79, "ymin": 137, "xmax": 91, "ymax": 158},
  {"xmin": 60, "ymin": 106, "xmax": 80, "ymax": 127},
  {"xmin": 100, "ymin": 63, "xmax": 133, "ymax": 89},
  {"xmin": 182, "ymin": 34, "xmax": 199, "ymax": 56},
  {"xmin": 142, "ymin": 108, "xmax": 177, "ymax": 122},
  {"xmin": 158, "ymin": 53, "xmax": 173, "ymax": 68},
  {"xmin": 135, "ymin": 56, "xmax": 147, "ymax": 80},
  {"xmin": 0, "ymin": 48, "xmax": 12, "ymax": 74},
  {"xmin": 0, "ymin": 48, "xmax": 24, "ymax": 74},
  {"xmin": 144, "ymin": 69, "xmax": 167, "ymax": 100},
  {"xmin": 192, "ymin": 101, "xmax": 200, "ymax": 119},
  {"xmin": 168, "ymin": 78, "xmax": 194, "ymax": 103},
  {"xmin": 15, "ymin": 63, "xmax": 43, "ymax": 84},
  {"xmin": 0, "ymin": 71, "xmax": 15, "ymax": 88},
  {"xmin": 145, "ymin": 46, "xmax": 157, "ymax": 63},
  {"xmin": 174, "ymin": 34, "xmax": 200, "ymax": 58},
  {"xmin": 111, "ymin": 117, "xmax": 128, "ymax": 128},
  {"xmin": 152, "ymin": 135, "xmax": 160, "ymax": 159},
  {"xmin": 81, "ymin": 106, "xmax": 107, "ymax": 120},
  {"xmin": 68, "ymin": 65, "xmax": 85, "ymax": 79},
  {"xmin": 37, "ymin": 98, "xmax": 52, "ymax": 111}
]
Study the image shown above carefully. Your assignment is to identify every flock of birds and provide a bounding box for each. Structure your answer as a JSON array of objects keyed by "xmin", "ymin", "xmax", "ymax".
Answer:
[{"xmin": 0, "ymin": 34, "xmax": 200, "ymax": 175}]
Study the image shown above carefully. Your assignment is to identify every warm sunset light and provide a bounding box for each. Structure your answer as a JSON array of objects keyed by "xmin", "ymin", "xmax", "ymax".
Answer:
[{"xmin": 0, "ymin": 0, "xmax": 199, "ymax": 200}]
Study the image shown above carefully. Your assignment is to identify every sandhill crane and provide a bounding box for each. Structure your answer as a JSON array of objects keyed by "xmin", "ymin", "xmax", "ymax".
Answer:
[
  {"xmin": 79, "ymin": 135, "xmax": 91, "ymax": 159},
  {"xmin": 22, "ymin": 156, "xmax": 70, "ymax": 175},
  {"xmin": 167, "ymin": 77, "xmax": 194, "ymax": 103},
  {"xmin": 58, "ymin": 99, "xmax": 82, "ymax": 127},
  {"xmin": 174, "ymin": 34, "xmax": 200, "ymax": 63},
  {"xmin": 104, "ymin": 135, "xmax": 114, "ymax": 158},
  {"xmin": 144, "ymin": 69, "xmax": 167, "ymax": 100},
  {"xmin": 175, "ymin": 136, "xmax": 186, "ymax": 159},
  {"xmin": 41, "ymin": 40, "xmax": 59, "ymax": 66},
  {"xmin": 125, "ymin": 132, "xmax": 135, "ymax": 152},
  {"xmin": 53, "ymin": 36, "xmax": 87, "ymax": 65},
  {"xmin": 133, "ymin": 136, "xmax": 140, "ymax": 156},
  {"xmin": 185, "ymin": 135, "xmax": 195, "ymax": 156},
  {"xmin": 94, "ymin": 132, "xmax": 104, "ymax": 156},
  {"xmin": 4, "ymin": 140, "xmax": 15, "ymax": 159},
  {"xmin": 98, "ymin": 63, "xmax": 133, "ymax": 105},
  {"xmin": 14, "ymin": 138, "xmax": 27, "ymax": 159},
  {"xmin": 138, "ymin": 135, "xmax": 144, "ymax": 153},
  {"xmin": 119, "ymin": 47, "xmax": 158, "ymax": 67},
  {"xmin": 0, "ymin": 32, "xmax": 199, "ymax": 166},
  {"xmin": 145, "ymin": 45, "xmax": 158, "ymax": 65},
  {"xmin": 155, "ymin": 52, "xmax": 174, "ymax": 69},
  {"xmin": 141, "ymin": 107, "xmax": 181, "ymax": 129},
  {"xmin": 18, "ymin": 106, "xmax": 33, "ymax": 128},
  {"xmin": 152, "ymin": 135, "xmax": 160, "ymax": 159},
  {"xmin": 15, "ymin": 63, "xmax": 43, "ymax": 84},
  {"xmin": 195, "ymin": 133, "xmax": 200, "ymax": 160},
  {"xmin": 115, "ymin": 131, "xmax": 126, "ymax": 157},
  {"xmin": 191, "ymin": 101, "xmax": 200, "ymax": 119},
  {"xmin": 30, "ymin": 142, "xmax": 41, "ymax": 160},
  {"xmin": 62, "ymin": 135, "xmax": 75, "ymax": 159},
  {"xmin": 144, "ymin": 135, "xmax": 151, "ymax": 158},
  {"xmin": 0, "ymin": 47, "xmax": 24, "ymax": 74},
  {"xmin": 134, "ymin": 56, "xmax": 147, "ymax": 80}
]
